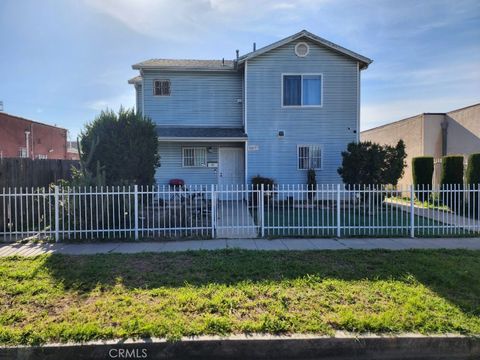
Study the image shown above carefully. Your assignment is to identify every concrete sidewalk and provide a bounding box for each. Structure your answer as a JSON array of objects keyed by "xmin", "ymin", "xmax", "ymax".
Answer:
[{"xmin": 1, "ymin": 237, "xmax": 480, "ymax": 257}]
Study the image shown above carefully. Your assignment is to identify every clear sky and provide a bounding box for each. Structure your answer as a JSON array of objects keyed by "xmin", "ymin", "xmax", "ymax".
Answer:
[{"xmin": 0, "ymin": 0, "xmax": 479, "ymax": 139}]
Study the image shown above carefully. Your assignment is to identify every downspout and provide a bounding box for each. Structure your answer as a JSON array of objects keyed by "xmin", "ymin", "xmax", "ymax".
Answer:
[
  {"xmin": 25, "ymin": 128, "xmax": 31, "ymax": 159},
  {"xmin": 441, "ymin": 118, "xmax": 448, "ymax": 156}
]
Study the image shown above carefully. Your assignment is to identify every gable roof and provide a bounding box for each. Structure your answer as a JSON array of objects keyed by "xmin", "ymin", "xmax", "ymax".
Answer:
[
  {"xmin": 238, "ymin": 30, "xmax": 372, "ymax": 69},
  {"xmin": 128, "ymin": 75, "xmax": 142, "ymax": 85},
  {"xmin": 132, "ymin": 59, "xmax": 235, "ymax": 71}
]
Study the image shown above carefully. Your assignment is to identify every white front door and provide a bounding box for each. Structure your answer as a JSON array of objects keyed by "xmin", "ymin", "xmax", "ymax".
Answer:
[{"xmin": 218, "ymin": 148, "xmax": 244, "ymax": 188}]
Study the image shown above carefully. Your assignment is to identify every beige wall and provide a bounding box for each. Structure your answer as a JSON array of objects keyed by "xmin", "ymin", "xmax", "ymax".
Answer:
[
  {"xmin": 361, "ymin": 114, "xmax": 424, "ymax": 187},
  {"xmin": 361, "ymin": 103, "xmax": 480, "ymax": 186},
  {"xmin": 423, "ymin": 114, "xmax": 444, "ymax": 157},
  {"xmin": 445, "ymin": 104, "xmax": 480, "ymax": 156}
]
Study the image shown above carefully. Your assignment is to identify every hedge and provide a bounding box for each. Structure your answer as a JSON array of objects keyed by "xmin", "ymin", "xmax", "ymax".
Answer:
[
  {"xmin": 466, "ymin": 153, "xmax": 480, "ymax": 185},
  {"xmin": 440, "ymin": 155, "xmax": 464, "ymax": 187},
  {"xmin": 466, "ymin": 153, "xmax": 480, "ymax": 215},
  {"xmin": 412, "ymin": 157, "xmax": 434, "ymax": 202}
]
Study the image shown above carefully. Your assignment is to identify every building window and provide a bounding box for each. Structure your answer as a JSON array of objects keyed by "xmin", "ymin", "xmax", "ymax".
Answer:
[
  {"xmin": 283, "ymin": 74, "xmax": 322, "ymax": 107},
  {"xmin": 19, "ymin": 147, "xmax": 27, "ymax": 158},
  {"xmin": 298, "ymin": 145, "xmax": 322, "ymax": 170},
  {"xmin": 36, "ymin": 154, "xmax": 48, "ymax": 159},
  {"xmin": 182, "ymin": 147, "xmax": 207, "ymax": 167},
  {"xmin": 153, "ymin": 80, "xmax": 171, "ymax": 96}
]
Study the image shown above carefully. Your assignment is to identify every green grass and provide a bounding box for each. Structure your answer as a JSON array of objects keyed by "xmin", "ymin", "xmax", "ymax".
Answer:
[
  {"xmin": 1, "ymin": 250, "xmax": 479, "ymax": 345},
  {"xmin": 261, "ymin": 207, "xmax": 451, "ymax": 237}
]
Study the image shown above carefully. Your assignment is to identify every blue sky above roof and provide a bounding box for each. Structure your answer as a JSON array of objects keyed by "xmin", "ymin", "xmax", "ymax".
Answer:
[{"xmin": 0, "ymin": 0, "xmax": 479, "ymax": 138}]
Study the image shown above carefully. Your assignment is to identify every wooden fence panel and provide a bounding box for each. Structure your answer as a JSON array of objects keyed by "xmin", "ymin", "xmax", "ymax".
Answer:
[{"xmin": 0, "ymin": 158, "xmax": 80, "ymax": 188}]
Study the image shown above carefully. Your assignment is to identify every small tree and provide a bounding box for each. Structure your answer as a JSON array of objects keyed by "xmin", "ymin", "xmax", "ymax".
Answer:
[
  {"xmin": 412, "ymin": 156, "xmax": 434, "ymax": 202},
  {"xmin": 337, "ymin": 141, "xmax": 384, "ymax": 186},
  {"xmin": 80, "ymin": 108, "xmax": 160, "ymax": 185},
  {"xmin": 337, "ymin": 140, "xmax": 406, "ymax": 187},
  {"xmin": 383, "ymin": 140, "xmax": 407, "ymax": 186},
  {"xmin": 466, "ymin": 153, "xmax": 480, "ymax": 215}
]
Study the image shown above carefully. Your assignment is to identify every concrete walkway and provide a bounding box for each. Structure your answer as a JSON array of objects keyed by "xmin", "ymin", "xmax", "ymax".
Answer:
[{"xmin": 1, "ymin": 237, "xmax": 480, "ymax": 257}]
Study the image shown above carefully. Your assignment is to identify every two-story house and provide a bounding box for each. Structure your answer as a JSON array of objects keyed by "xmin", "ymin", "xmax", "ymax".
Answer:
[{"xmin": 129, "ymin": 30, "xmax": 372, "ymax": 187}]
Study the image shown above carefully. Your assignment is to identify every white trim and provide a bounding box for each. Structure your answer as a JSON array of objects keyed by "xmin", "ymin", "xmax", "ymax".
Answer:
[
  {"xmin": 244, "ymin": 60, "xmax": 248, "ymax": 134},
  {"xmin": 356, "ymin": 62, "xmax": 360, "ymax": 143},
  {"xmin": 244, "ymin": 141, "xmax": 248, "ymax": 186},
  {"xmin": 294, "ymin": 42, "xmax": 310, "ymax": 57},
  {"xmin": 182, "ymin": 147, "xmax": 207, "ymax": 168},
  {"xmin": 296, "ymin": 144, "xmax": 323, "ymax": 170},
  {"xmin": 281, "ymin": 73, "xmax": 323, "ymax": 108},
  {"xmin": 153, "ymin": 79, "xmax": 171, "ymax": 96},
  {"xmin": 141, "ymin": 71, "xmax": 145, "ymax": 114},
  {"xmin": 158, "ymin": 137, "xmax": 247, "ymax": 142}
]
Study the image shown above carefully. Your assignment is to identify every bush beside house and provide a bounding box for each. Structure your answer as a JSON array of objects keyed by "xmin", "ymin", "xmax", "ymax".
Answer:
[
  {"xmin": 337, "ymin": 140, "xmax": 406, "ymax": 187},
  {"xmin": 80, "ymin": 108, "xmax": 160, "ymax": 186}
]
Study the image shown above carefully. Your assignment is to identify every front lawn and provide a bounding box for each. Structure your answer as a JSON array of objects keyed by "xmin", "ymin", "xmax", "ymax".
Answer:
[
  {"xmin": 261, "ymin": 207, "xmax": 448, "ymax": 237},
  {"xmin": 0, "ymin": 249, "xmax": 479, "ymax": 345}
]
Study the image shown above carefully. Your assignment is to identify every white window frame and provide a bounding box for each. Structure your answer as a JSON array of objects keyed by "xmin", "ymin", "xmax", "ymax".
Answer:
[
  {"xmin": 19, "ymin": 147, "xmax": 27, "ymax": 158},
  {"xmin": 297, "ymin": 144, "xmax": 323, "ymax": 170},
  {"xmin": 281, "ymin": 73, "xmax": 323, "ymax": 108},
  {"xmin": 36, "ymin": 154, "xmax": 48, "ymax": 160},
  {"xmin": 153, "ymin": 79, "xmax": 171, "ymax": 96},
  {"xmin": 182, "ymin": 147, "xmax": 207, "ymax": 168}
]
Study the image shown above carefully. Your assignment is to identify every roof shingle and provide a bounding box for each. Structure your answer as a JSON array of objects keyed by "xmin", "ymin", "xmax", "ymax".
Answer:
[{"xmin": 132, "ymin": 59, "xmax": 235, "ymax": 71}]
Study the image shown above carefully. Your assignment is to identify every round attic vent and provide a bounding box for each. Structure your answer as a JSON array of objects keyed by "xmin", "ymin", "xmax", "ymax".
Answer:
[{"xmin": 295, "ymin": 42, "xmax": 309, "ymax": 57}]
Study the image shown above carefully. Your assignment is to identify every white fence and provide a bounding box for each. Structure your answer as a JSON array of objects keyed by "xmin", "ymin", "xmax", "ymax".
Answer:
[{"xmin": 1, "ymin": 184, "xmax": 479, "ymax": 242}]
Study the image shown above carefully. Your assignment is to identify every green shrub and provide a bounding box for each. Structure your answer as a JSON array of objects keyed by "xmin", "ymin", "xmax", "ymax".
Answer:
[
  {"xmin": 466, "ymin": 153, "xmax": 480, "ymax": 215},
  {"xmin": 440, "ymin": 156, "xmax": 464, "ymax": 187},
  {"xmin": 412, "ymin": 157, "xmax": 434, "ymax": 202},
  {"xmin": 466, "ymin": 153, "xmax": 480, "ymax": 185},
  {"xmin": 440, "ymin": 155, "xmax": 464, "ymax": 211},
  {"xmin": 80, "ymin": 108, "xmax": 159, "ymax": 186},
  {"xmin": 252, "ymin": 175, "xmax": 275, "ymax": 190},
  {"xmin": 251, "ymin": 175, "xmax": 276, "ymax": 206},
  {"xmin": 337, "ymin": 140, "xmax": 406, "ymax": 186}
]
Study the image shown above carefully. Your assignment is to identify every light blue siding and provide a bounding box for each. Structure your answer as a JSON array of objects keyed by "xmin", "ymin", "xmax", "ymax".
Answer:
[
  {"xmin": 135, "ymin": 84, "xmax": 143, "ymax": 114},
  {"xmin": 246, "ymin": 39, "xmax": 359, "ymax": 185},
  {"xmin": 143, "ymin": 70, "xmax": 243, "ymax": 127},
  {"xmin": 155, "ymin": 142, "xmax": 244, "ymax": 185}
]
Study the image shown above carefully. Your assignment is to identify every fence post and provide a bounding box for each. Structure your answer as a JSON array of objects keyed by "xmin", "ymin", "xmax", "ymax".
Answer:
[
  {"xmin": 260, "ymin": 184, "xmax": 265, "ymax": 237},
  {"xmin": 211, "ymin": 184, "xmax": 216, "ymax": 238},
  {"xmin": 54, "ymin": 185, "xmax": 60, "ymax": 242},
  {"xmin": 410, "ymin": 185, "xmax": 415, "ymax": 238},
  {"xmin": 336, "ymin": 184, "xmax": 341, "ymax": 237},
  {"xmin": 134, "ymin": 185, "xmax": 139, "ymax": 240}
]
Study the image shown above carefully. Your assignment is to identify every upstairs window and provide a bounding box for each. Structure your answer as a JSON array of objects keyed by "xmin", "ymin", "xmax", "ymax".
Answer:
[
  {"xmin": 182, "ymin": 147, "xmax": 207, "ymax": 167},
  {"xmin": 298, "ymin": 145, "xmax": 322, "ymax": 170},
  {"xmin": 283, "ymin": 74, "xmax": 322, "ymax": 107},
  {"xmin": 153, "ymin": 79, "xmax": 171, "ymax": 96}
]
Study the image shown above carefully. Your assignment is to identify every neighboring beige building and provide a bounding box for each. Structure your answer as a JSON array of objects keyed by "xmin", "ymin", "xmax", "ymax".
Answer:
[{"xmin": 361, "ymin": 103, "xmax": 480, "ymax": 187}]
